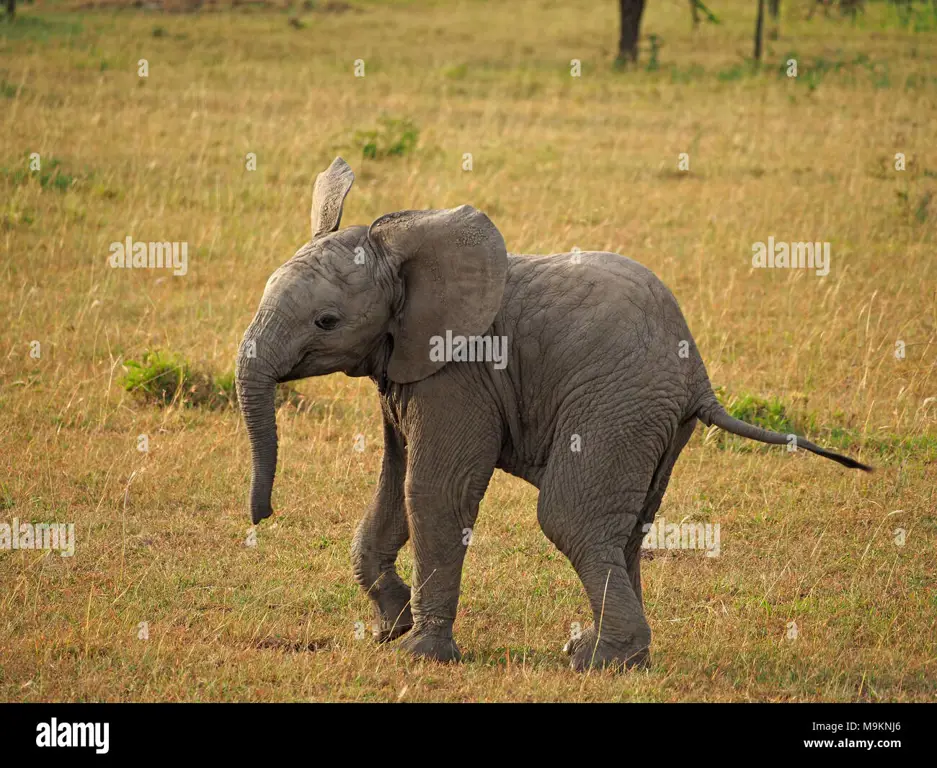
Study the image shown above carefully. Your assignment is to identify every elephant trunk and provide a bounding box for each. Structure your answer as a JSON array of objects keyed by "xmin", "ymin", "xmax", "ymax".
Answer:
[{"xmin": 236, "ymin": 312, "xmax": 287, "ymax": 525}]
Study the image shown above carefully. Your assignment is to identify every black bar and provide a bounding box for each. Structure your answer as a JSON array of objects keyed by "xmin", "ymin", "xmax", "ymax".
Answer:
[{"xmin": 1, "ymin": 702, "xmax": 931, "ymax": 759}]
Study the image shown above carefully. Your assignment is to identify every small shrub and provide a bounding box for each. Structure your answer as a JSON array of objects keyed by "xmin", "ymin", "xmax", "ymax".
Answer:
[
  {"xmin": 121, "ymin": 350, "xmax": 198, "ymax": 407},
  {"xmin": 120, "ymin": 350, "xmax": 304, "ymax": 410},
  {"xmin": 711, "ymin": 387, "xmax": 802, "ymax": 452},
  {"xmin": 353, "ymin": 117, "xmax": 418, "ymax": 160},
  {"xmin": 717, "ymin": 388, "xmax": 798, "ymax": 434}
]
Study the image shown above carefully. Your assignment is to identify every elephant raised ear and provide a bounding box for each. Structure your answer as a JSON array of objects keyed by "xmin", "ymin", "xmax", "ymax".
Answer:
[
  {"xmin": 311, "ymin": 157, "xmax": 355, "ymax": 239},
  {"xmin": 368, "ymin": 206, "xmax": 508, "ymax": 384}
]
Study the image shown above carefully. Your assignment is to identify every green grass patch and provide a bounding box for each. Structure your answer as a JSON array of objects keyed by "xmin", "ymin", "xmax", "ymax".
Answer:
[
  {"xmin": 1, "ymin": 155, "xmax": 81, "ymax": 193},
  {"xmin": 0, "ymin": 13, "xmax": 83, "ymax": 43},
  {"xmin": 715, "ymin": 387, "xmax": 801, "ymax": 435},
  {"xmin": 352, "ymin": 117, "xmax": 419, "ymax": 160},
  {"xmin": 0, "ymin": 77, "xmax": 22, "ymax": 99},
  {"xmin": 711, "ymin": 389, "xmax": 935, "ymax": 462},
  {"xmin": 778, "ymin": 51, "xmax": 901, "ymax": 91},
  {"xmin": 119, "ymin": 350, "xmax": 303, "ymax": 410}
]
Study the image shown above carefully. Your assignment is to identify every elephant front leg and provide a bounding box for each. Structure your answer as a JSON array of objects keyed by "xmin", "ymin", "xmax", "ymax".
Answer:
[
  {"xmin": 350, "ymin": 415, "xmax": 413, "ymax": 642},
  {"xmin": 351, "ymin": 519, "xmax": 412, "ymax": 642},
  {"xmin": 394, "ymin": 477, "xmax": 483, "ymax": 664},
  {"xmin": 395, "ymin": 397, "xmax": 500, "ymax": 663}
]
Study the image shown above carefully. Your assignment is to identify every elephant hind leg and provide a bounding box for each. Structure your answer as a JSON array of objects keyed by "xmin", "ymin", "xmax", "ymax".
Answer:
[
  {"xmin": 626, "ymin": 416, "xmax": 699, "ymax": 602},
  {"xmin": 537, "ymin": 438, "xmax": 659, "ymax": 671},
  {"xmin": 562, "ymin": 548, "xmax": 652, "ymax": 671},
  {"xmin": 640, "ymin": 417, "xmax": 698, "ymax": 526}
]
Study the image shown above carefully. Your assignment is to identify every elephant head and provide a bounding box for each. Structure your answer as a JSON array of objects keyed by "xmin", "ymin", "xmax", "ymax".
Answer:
[{"xmin": 235, "ymin": 157, "xmax": 508, "ymax": 524}]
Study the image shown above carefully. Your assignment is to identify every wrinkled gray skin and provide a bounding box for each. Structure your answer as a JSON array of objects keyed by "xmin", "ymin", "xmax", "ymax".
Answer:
[{"xmin": 236, "ymin": 157, "xmax": 872, "ymax": 671}]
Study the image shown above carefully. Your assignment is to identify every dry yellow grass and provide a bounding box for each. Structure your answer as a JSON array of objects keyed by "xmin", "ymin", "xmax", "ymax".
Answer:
[{"xmin": 0, "ymin": 0, "xmax": 935, "ymax": 701}]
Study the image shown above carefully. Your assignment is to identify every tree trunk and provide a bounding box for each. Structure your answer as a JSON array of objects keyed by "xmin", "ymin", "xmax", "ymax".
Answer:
[
  {"xmin": 6, "ymin": 0, "xmax": 15, "ymax": 20},
  {"xmin": 754, "ymin": 0, "xmax": 765, "ymax": 61},
  {"xmin": 617, "ymin": 0, "xmax": 647, "ymax": 65},
  {"xmin": 768, "ymin": 0, "xmax": 780, "ymax": 39},
  {"xmin": 690, "ymin": 0, "xmax": 700, "ymax": 28}
]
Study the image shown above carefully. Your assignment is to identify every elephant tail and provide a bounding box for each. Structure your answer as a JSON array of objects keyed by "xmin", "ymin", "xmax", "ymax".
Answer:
[{"xmin": 695, "ymin": 396, "xmax": 874, "ymax": 473}]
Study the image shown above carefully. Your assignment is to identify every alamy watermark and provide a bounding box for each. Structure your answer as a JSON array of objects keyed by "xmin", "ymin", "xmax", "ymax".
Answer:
[
  {"xmin": 109, "ymin": 236, "xmax": 188, "ymax": 276},
  {"xmin": 429, "ymin": 330, "xmax": 509, "ymax": 370},
  {"xmin": 0, "ymin": 518, "xmax": 75, "ymax": 557},
  {"xmin": 752, "ymin": 237, "xmax": 830, "ymax": 277},
  {"xmin": 36, "ymin": 718, "xmax": 108, "ymax": 754},
  {"xmin": 641, "ymin": 516, "xmax": 720, "ymax": 557}
]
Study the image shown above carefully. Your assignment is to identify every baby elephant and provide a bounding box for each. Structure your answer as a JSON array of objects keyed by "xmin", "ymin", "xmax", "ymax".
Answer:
[{"xmin": 235, "ymin": 157, "xmax": 872, "ymax": 671}]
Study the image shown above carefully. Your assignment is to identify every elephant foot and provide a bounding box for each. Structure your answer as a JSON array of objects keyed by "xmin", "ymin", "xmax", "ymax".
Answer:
[
  {"xmin": 564, "ymin": 627, "xmax": 650, "ymax": 672},
  {"xmin": 371, "ymin": 582, "xmax": 414, "ymax": 643},
  {"xmin": 397, "ymin": 620, "xmax": 461, "ymax": 663},
  {"xmin": 373, "ymin": 603, "xmax": 413, "ymax": 642}
]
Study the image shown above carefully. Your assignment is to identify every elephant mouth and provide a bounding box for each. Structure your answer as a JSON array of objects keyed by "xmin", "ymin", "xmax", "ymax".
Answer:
[{"xmin": 281, "ymin": 350, "xmax": 316, "ymax": 382}]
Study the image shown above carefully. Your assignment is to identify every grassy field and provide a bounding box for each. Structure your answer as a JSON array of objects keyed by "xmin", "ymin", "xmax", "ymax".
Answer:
[{"xmin": 1, "ymin": 0, "xmax": 935, "ymax": 701}]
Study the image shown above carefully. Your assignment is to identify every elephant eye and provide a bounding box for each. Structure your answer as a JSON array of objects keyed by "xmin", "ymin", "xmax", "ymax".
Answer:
[{"xmin": 315, "ymin": 312, "xmax": 341, "ymax": 331}]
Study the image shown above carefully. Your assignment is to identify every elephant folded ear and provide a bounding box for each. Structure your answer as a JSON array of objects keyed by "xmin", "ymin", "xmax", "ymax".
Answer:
[
  {"xmin": 368, "ymin": 205, "xmax": 508, "ymax": 384},
  {"xmin": 311, "ymin": 157, "xmax": 355, "ymax": 239}
]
